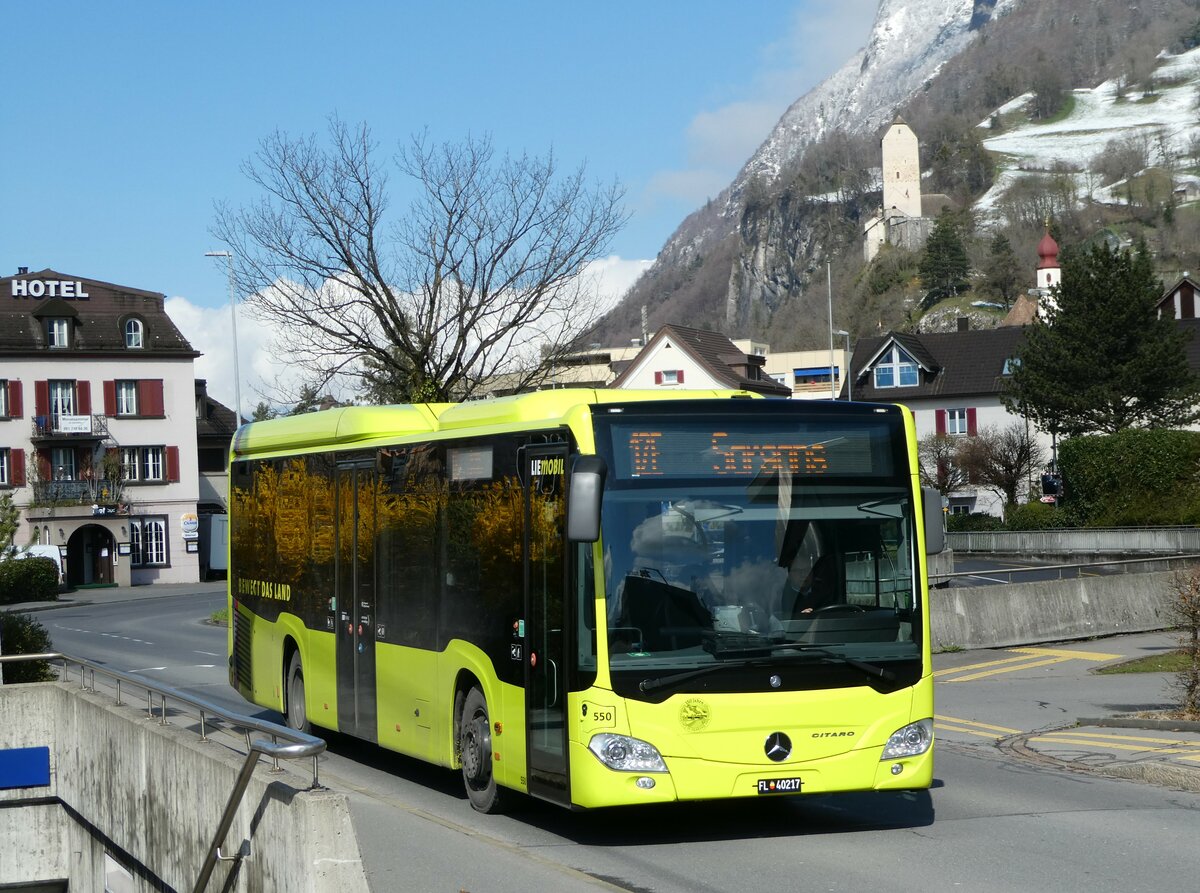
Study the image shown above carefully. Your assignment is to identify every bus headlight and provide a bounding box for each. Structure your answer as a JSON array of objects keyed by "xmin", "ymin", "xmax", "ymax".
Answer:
[
  {"xmin": 588, "ymin": 733, "xmax": 668, "ymax": 772},
  {"xmin": 881, "ymin": 719, "xmax": 933, "ymax": 759}
]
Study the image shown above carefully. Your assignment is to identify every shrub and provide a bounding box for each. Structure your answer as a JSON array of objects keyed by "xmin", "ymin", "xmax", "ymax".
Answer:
[
  {"xmin": 0, "ymin": 557, "xmax": 60, "ymax": 605},
  {"xmin": 1004, "ymin": 501, "xmax": 1080, "ymax": 530},
  {"xmin": 1168, "ymin": 568, "xmax": 1200, "ymax": 719},
  {"xmin": 1059, "ymin": 429, "xmax": 1200, "ymax": 526},
  {"xmin": 947, "ymin": 512, "xmax": 1003, "ymax": 532},
  {"xmin": 0, "ymin": 612, "xmax": 54, "ymax": 683}
]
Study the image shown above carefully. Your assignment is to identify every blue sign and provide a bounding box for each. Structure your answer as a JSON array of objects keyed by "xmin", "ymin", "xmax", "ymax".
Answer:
[{"xmin": 0, "ymin": 747, "xmax": 51, "ymax": 789}]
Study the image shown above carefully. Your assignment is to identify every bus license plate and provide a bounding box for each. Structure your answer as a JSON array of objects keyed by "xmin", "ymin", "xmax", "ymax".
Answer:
[{"xmin": 757, "ymin": 777, "xmax": 803, "ymax": 795}]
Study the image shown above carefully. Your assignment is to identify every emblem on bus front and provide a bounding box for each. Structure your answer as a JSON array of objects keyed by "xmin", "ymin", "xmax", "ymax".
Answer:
[
  {"xmin": 765, "ymin": 732, "xmax": 792, "ymax": 762},
  {"xmin": 680, "ymin": 698, "xmax": 710, "ymax": 731}
]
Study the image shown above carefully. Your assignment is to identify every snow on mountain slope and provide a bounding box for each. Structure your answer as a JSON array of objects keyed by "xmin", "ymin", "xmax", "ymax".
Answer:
[{"xmin": 976, "ymin": 45, "xmax": 1200, "ymax": 219}]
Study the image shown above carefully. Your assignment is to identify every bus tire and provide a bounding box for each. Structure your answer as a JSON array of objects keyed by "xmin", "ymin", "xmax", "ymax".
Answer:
[
  {"xmin": 459, "ymin": 686, "xmax": 503, "ymax": 813},
  {"xmin": 285, "ymin": 651, "xmax": 310, "ymax": 734}
]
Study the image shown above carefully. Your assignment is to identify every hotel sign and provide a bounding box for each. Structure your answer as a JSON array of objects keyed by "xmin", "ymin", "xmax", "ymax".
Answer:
[{"xmin": 11, "ymin": 279, "xmax": 90, "ymax": 299}]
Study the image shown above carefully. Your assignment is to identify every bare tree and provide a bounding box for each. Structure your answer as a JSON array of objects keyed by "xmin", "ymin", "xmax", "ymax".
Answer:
[
  {"xmin": 214, "ymin": 120, "xmax": 627, "ymax": 402},
  {"xmin": 917, "ymin": 434, "xmax": 970, "ymax": 498},
  {"xmin": 956, "ymin": 422, "xmax": 1046, "ymax": 512}
]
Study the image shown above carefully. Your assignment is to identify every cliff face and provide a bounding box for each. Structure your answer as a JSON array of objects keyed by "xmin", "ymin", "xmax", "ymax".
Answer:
[{"xmin": 597, "ymin": 0, "xmax": 1015, "ymax": 345}]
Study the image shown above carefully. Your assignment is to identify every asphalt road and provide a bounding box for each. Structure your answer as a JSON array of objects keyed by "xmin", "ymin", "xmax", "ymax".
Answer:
[{"xmin": 42, "ymin": 593, "xmax": 1200, "ymax": 893}]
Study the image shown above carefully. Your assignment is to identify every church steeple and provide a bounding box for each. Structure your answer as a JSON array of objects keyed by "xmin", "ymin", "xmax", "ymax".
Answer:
[{"xmin": 1036, "ymin": 227, "xmax": 1060, "ymax": 291}]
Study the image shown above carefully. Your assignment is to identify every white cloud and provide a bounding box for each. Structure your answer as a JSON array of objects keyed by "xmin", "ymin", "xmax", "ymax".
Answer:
[
  {"xmin": 585, "ymin": 255, "xmax": 654, "ymax": 312},
  {"xmin": 165, "ymin": 295, "xmax": 303, "ymax": 418}
]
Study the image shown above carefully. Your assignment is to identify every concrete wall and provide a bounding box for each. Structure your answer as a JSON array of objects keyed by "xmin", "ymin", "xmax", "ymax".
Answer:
[
  {"xmin": 931, "ymin": 569, "xmax": 1178, "ymax": 650},
  {"xmin": 0, "ymin": 682, "xmax": 368, "ymax": 892},
  {"xmin": 948, "ymin": 527, "xmax": 1200, "ymax": 555}
]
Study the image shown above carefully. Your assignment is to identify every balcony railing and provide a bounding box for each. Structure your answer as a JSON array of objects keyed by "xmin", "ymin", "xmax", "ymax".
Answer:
[
  {"xmin": 31, "ymin": 479, "xmax": 127, "ymax": 510},
  {"xmin": 30, "ymin": 414, "xmax": 110, "ymax": 440}
]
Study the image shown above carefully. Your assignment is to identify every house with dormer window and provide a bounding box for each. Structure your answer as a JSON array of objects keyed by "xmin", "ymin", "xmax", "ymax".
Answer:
[
  {"xmin": 0, "ymin": 268, "xmax": 203, "ymax": 585},
  {"xmin": 846, "ymin": 323, "xmax": 1045, "ymax": 516}
]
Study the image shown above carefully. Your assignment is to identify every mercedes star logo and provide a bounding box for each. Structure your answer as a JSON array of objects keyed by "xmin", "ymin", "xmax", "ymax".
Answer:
[{"xmin": 764, "ymin": 731, "xmax": 792, "ymax": 762}]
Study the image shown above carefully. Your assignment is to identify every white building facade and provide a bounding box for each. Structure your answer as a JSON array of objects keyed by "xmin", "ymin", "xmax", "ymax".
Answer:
[{"xmin": 0, "ymin": 269, "xmax": 202, "ymax": 585}]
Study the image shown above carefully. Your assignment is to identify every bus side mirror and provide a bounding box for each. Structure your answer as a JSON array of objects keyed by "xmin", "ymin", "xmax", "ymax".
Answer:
[
  {"xmin": 567, "ymin": 456, "xmax": 607, "ymax": 543},
  {"xmin": 922, "ymin": 487, "xmax": 945, "ymax": 555}
]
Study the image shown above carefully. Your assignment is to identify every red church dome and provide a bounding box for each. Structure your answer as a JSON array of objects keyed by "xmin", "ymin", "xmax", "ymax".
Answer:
[{"xmin": 1037, "ymin": 230, "xmax": 1060, "ymax": 269}]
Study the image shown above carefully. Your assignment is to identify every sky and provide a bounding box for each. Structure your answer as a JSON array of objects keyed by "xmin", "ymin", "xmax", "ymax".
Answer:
[{"xmin": 2, "ymin": 1, "xmax": 878, "ymax": 413}]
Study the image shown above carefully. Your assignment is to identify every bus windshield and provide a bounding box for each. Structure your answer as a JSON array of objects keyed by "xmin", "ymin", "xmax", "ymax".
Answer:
[{"xmin": 593, "ymin": 407, "xmax": 921, "ymax": 698}]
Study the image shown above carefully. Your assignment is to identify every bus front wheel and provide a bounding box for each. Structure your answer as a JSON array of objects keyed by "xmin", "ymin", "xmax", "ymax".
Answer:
[
  {"xmin": 459, "ymin": 686, "xmax": 503, "ymax": 813},
  {"xmin": 285, "ymin": 651, "xmax": 310, "ymax": 734}
]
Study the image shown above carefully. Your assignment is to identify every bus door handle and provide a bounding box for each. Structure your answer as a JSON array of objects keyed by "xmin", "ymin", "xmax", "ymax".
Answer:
[{"xmin": 547, "ymin": 658, "xmax": 558, "ymax": 707}]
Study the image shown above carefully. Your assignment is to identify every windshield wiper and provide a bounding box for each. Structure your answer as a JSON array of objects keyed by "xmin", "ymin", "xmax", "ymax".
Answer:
[
  {"xmin": 638, "ymin": 644, "xmax": 898, "ymax": 694},
  {"xmin": 701, "ymin": 636, "xmax": 898, "ymax": 683},
  {"xmin": 638, "ymin": 659, "xmax": 766, "ymax": 694}
]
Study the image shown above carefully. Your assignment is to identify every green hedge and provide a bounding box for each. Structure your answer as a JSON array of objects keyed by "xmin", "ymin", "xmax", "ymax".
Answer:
[
  {"xmin": 947, "ymin": 512, "xmax": 1004, "ymax": 532},
  {"xmin": 1059, "ymin": 429, "xmax": 1200, "ymax": 526},
  {"xmin": 0, "ymin": 612, "xmax": 54, "ymax": 682},
  {"xmin": 0, "ymin": 558, "xmax": 60, "ymax": 606}
]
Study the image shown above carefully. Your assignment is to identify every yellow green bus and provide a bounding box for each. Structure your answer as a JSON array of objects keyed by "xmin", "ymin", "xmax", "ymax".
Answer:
[{"xmin": 227, "ymin": 389, "xmax": 943, "ymax": 812}]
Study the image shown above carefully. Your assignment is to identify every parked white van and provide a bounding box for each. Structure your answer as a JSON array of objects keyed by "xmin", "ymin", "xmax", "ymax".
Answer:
[{"xmin": 15, "ymin": 545, "xmax": 65, "ymax": 584}]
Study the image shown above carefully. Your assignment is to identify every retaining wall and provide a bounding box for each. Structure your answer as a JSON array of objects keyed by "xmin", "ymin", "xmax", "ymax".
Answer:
[
  {"xmin": 931, "ymin": 569, "xmax": 1178, "ymax": 650},
  {"xmin": 0, "ymin": 682, "xmax": 368, "ymax": 892}
]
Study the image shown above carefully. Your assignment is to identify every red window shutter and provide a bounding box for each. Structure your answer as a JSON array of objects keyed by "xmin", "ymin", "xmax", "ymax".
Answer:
[
  {"xmin": 37, "ymin": 450, "xmax": 51, "ymax": 482},
  {"xmin": 11, "ymin": 449, "xmax": 25, "ymax": 486},
  {"xmin": 103, "ymin": 381, "xmax": 117, "ymax": 416},
  {"xmin": 654, "ymin": 371, "xmax": 663, "ymax": 385},
  {"xmin": 967, "ymin": 408, "xmax": 978, "ymax": 436},
  {"xmin": 935, "ymin": 409, "xmax": 946, "ymax": 435},
  {"xmin": 165, "ymin": 446, "xmax": 180, "ymax": 482},
  {"xmin": 677, "ymin": 369, "xmax": 685, "ymax": 384},
  {"xmin": 139, "ymin": 380, "xmax": 165, "ymax": 417},
  {"xmin": 35, "ymin": 380, "xmax": 49, "ymax": 418},
  {"xmin": 77, "ymin": 381, "xmax": 91, "ymax": 415},
  {"xmin": 7, "ymin": 381, "xmax": 22, "ymax": 418}
]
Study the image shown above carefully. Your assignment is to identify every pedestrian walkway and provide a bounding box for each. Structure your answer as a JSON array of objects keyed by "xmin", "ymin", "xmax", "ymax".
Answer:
[
  {"xmin": 2, "ymin": 580, "xmax": 226, "ymax": 614},
  {"xmin": 933, "ymin": 633, "xmax": 1200, "ymax": 792}
]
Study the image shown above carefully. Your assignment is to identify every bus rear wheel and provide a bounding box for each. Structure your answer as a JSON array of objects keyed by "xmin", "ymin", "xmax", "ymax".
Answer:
[
  {"xmin": 285, "ymin": 651, "xmax": 310, "ymax": 734},
  {"xmin": 459, "ymin": 686, "xmax": 503, "ymax": 813}
]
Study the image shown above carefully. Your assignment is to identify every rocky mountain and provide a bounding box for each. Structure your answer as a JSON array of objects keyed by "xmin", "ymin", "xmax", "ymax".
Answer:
[{"xmin": 593, "ymin": 0, "xmax": 1200, "ymax": 348}]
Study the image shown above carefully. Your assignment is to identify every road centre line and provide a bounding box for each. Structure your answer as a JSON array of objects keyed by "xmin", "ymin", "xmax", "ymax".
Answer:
[
  {"xmin": 942, "ymin": 656, "xmax": 1072, "ymax": 682},
  {"xmin": 934, "ymin": 654, "xmax": 1046, "ymax": 677},
  {"xmin": 934, "ymin": 724, "xmax": 1001, "ymax": 739},
  {"xmin": 934, "ymin": 714, "xmax": 1021, "ymax": 735}
]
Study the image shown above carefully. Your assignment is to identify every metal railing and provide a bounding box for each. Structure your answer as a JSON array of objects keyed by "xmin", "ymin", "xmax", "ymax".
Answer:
[
  {"xmin": 947, "ymin": 527, "xmax": 1200, "ymax": 555},
  {"xmin": 931, "ymin": 552, "xmax": 1200, "ymax": 586},
  {"xmin": 0, "ymin": 652, "xmax": 325, "ymax": 893},
  {"xmin": 31, "ymin": 479, "xmax": 126, "ymax": 507}
]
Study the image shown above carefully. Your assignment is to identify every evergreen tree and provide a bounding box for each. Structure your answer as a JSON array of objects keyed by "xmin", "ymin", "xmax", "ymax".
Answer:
[
  {"xmin": 919, "ymin": 211, "xmax": 970, "ymax": 303},
  {"xmin": 984, "ymin": 233, "xmax": 1023, "ymax": 309},
  {"xmin": 1002, "ymin": 241, "xmax": 1200, "ymax": 436}
]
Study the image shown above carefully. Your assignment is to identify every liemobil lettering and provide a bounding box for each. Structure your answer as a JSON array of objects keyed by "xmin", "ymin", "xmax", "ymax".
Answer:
[
  {"xmin": 236, "ymin": 577, "xmax": 293, "ymax": 602},
  {"xmin": 530, "ymin": 457, "xmax": 565, "ymax": 476},
  {"xmin": 812, "ymin": 731, "xmax": 855, "ymax": 738}
]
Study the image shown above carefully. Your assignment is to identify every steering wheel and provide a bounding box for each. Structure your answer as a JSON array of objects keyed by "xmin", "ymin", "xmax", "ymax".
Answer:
[{"xmin": 812, "ymin": 603, "xmax": 869, "ymax": 614}]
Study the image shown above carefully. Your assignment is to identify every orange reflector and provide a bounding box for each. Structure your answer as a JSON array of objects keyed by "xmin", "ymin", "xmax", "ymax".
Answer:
[{"xmin": 494, "ymin": 722, "xmax": 503, "ymax": 735}]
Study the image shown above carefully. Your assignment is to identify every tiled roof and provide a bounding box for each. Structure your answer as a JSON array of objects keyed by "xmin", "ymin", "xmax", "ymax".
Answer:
[
  {"xmin": 850, "ymin": 326, "xmax": 1027, "ymax": 401},
  {"xmin": 0, "ymin": 268, "xmax": 197, "ymax": 356},
  {"xmin": 613, "ymin": 324, "xmax": 791, "ymax": 396}
]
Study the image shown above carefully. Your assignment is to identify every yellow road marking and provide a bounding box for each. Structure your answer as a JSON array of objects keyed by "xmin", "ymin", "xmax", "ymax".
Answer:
[
  {"xmin": 933, "ymin": 654, "xmax": 1043, "ymax": 677},
  {"xmin": 936, "ymin": 645, "xmax": 1125, "ymax": 682},
  {"xmin": 1008, "ymin": 646, "xmax": 1124, "ymax": 661},
  {"xmin": 935, "ymin": 725, "xmax": 1001, "ymax": 739},
  {"xmin": 944, "ymin": 656, "xmax": 1071, "ymax": 682},
  {"xmin": 934, "ymin": 714, "xmax": 1021, "ymax": 734}
]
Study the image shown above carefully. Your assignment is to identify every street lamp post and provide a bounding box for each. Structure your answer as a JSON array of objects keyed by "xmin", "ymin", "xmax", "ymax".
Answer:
[
  {"xmin": 834, "ymin": 329, "xmax": 851, "ymax": 400},
  {"xmin": 204, "ymin": 251, "xmax": 242, "ymax": 424},
  {"xmin": 827, "ymin": 260, "xmax": 836, "ymax": 399}
]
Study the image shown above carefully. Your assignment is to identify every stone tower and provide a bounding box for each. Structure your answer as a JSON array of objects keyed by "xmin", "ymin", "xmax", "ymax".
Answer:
[{"xmin": 881, "ymin": 117, "xmax": 921, "ymax": 218}]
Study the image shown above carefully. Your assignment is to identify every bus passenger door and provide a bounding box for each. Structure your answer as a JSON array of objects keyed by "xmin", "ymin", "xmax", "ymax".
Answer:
[
  {"xmin": 335, "ymin": 459, "xmax": 378, "ymax": 742},
  {"xmin": 523, "ymin": 445, "xmax": 571, "ymax": 804}
]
